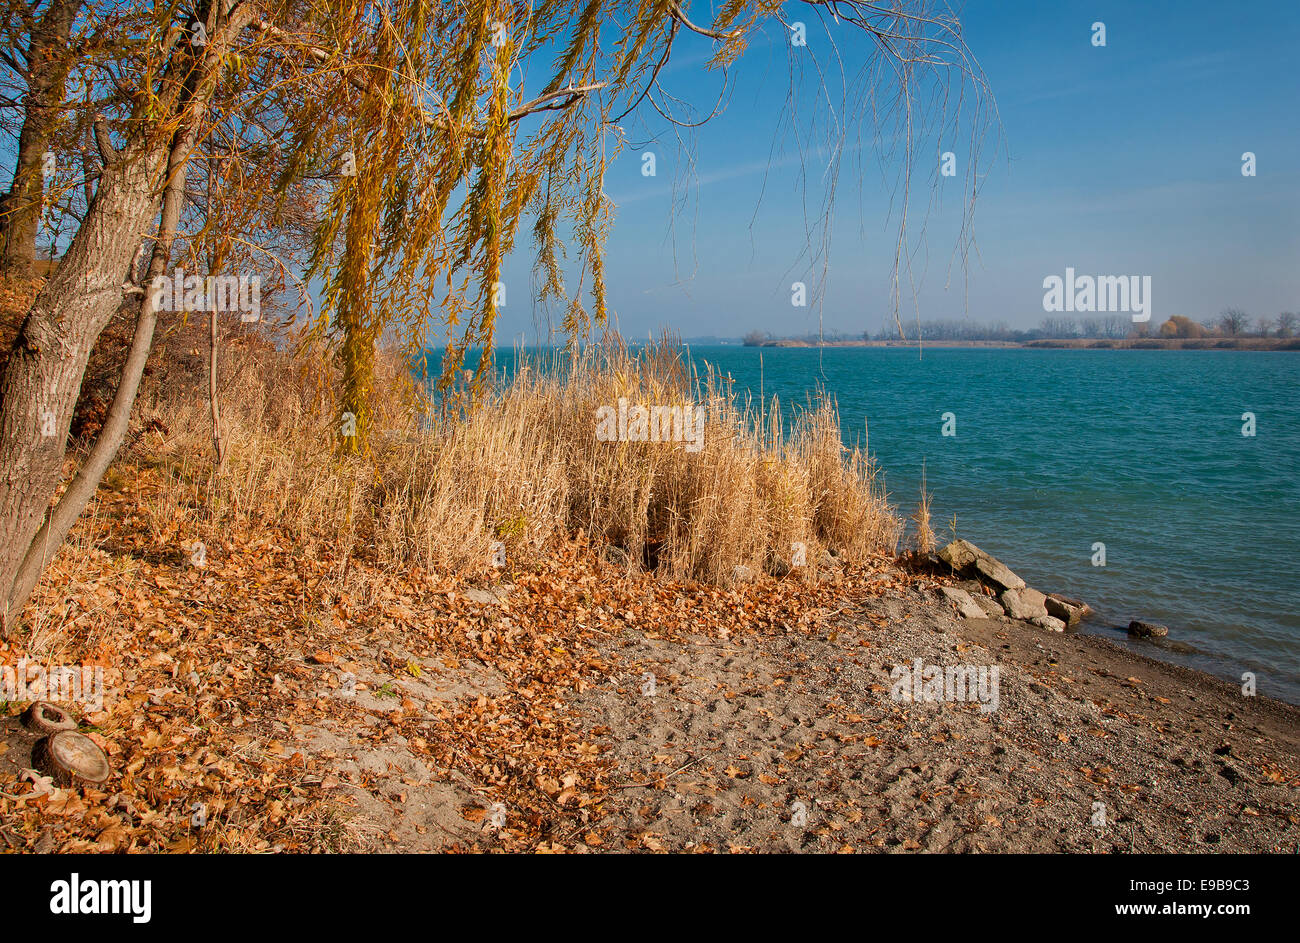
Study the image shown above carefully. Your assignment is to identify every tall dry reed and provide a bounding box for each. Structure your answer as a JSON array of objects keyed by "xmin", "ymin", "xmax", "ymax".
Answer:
[{"xmin": 131, "ymin": 331, "xmax": 900, "ymax": 584}]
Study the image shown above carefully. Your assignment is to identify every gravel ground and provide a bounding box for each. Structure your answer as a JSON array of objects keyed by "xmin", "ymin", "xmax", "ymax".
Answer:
[
  {"xmin": 253, "ymin": 564, "xmax": 1300, "ymax": 853},
  {"xmin": 565, "ymin": 579, "xmax": 1300, "ymax": 853}
]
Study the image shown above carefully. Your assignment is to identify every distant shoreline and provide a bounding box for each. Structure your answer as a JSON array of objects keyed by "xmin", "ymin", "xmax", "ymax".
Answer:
[{"xmin": 741, "ymin": 338, "xmax": 1300, "ymax": 351}]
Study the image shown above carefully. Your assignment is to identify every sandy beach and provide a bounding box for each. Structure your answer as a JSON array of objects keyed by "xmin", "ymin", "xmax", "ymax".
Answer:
[
  {"xmin": 545, "ymin": 563, "xmax": 1300, "ymax": 852},
  {"xmin": 10, "ymin": 535, "xmax": 1293, "ymax": 854}
]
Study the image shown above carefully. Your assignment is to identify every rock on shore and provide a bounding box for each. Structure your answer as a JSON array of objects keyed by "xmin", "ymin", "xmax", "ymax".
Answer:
[
  {"xmin": 1046, "ymin": 594, "xmax": 1091, "ymax": 626},
  {"xmin": 938, "ymin": 586, "xmax": 987, "ymax": 620},
  {"xmin": 936, "ymin": 540, "xmax": 1089, "ymax": 635},
  {"xmin": 1001, "ymin": 587, "xmax": 1048, "ymax": 621},
  {"xmin": 938, "ymin": 539, "xmax": 1025, "ymax": 591},
  {"xmin": 1129, "ymin": 619, "xmax": 1170, "ymax": 638}
]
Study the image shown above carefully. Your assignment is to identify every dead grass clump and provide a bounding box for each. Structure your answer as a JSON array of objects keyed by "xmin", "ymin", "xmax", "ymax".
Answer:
[{"xmin": 131, "ymin": 330, "xmax": 900, "ymax": 585}]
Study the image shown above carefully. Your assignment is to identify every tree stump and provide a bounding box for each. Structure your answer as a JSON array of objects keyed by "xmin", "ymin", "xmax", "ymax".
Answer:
[
  {"xmin": 20, "ymin": 701, "xmax": 77, "ymax": 735},
  {"xmin": 32, "ymin": 731, "xmax": 110, "ymax": 786}
]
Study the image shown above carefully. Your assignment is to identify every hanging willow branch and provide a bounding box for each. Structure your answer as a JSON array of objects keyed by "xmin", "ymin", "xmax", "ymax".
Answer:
[{"xmin": 270, "ymin": 0, "xmax": 991, "ymax": 448}]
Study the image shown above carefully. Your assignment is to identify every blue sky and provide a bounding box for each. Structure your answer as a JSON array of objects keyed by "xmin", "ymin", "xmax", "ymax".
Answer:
[
  {"xmin": 5, "ymin": 2, "xmax": 1294, "ymax": 343},
  {"xmin": 500, "ymin": 0, "xmax": 1300, "ymax": 342}
]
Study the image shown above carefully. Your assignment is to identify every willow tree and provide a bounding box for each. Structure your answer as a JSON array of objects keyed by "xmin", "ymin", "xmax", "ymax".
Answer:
[
  {"xmin": 0, "ymin": 0, "xmax": 86, "ymax": 275},
  {"xmin": 0, "ymin": 0, "xmax": 989, "ymax": 628},
  {"xmin": 297, "ymin": 0, "xmax": 991, "ymax": 452},
  {"xmin": 0, "ymin": 0, "xmax": 432, "ymax": 628}
]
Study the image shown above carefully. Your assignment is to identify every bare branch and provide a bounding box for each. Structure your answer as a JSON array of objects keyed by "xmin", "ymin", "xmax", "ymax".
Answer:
[
  {"xmin": 510, "ymin": 83, "xmax": 608, "ymax": 121},
  {"xmin": 669, "ymin": 2, "xmax": 743, "ymax": 40}
]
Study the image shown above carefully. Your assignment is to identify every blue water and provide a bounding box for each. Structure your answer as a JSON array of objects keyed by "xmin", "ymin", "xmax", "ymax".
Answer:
[
  {"xmin": 427, "ymin": 346, "xmax": 1300, "ymax": 703},
  {"xmin": 691, "ymin": 346, "xmax": 1300, "ymax": 705}
]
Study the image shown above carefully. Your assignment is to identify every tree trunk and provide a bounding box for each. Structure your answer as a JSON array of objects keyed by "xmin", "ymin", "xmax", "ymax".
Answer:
[
  {"xmin": 0, "ymin": 143, "xmax": 165, "ymax": 630},
  {"xmin": 0, "ymin": 0, "xmax": 82, "ymax": 277},
  {"xmin": 208, "ymin": 307, "xmax": 224, "ymax": 467},
  {"xmin": 206, "ymin": 163, "xmax": 226, "ymax": 469},
  {"xmin": 0, "ymin": 1, "xmax": 254, "ymax": 630}
]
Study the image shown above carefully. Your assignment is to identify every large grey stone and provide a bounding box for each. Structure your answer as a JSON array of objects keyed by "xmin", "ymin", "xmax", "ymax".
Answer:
[
  {"xmin": 938, "ymin": 539, "xmax": 981, "ymax": 571},
  {"xmin": 1046, "ymin": 593, "xmax": 1091, "ymax": 626},
  {"xmin": 938, "ymin": 539, "xmax": 1025, "ymax": 591},
  {"xmin": 939, "ymin": 586, "xmax": 987, "ymax": 620},
  {"xmin": 1001, "ymin": 587, "xmax": 1048, "ymax": 621},
  {"xmin": 973, "ymin": 555, "xmax": 1025, "ymax": 592}
]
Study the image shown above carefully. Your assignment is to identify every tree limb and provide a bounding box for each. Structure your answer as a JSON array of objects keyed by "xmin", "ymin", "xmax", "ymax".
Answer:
[
  {"xmin": 669, "ymin": 2, "xmax": 742, "ymax": 40},
  {"xmin": 92, "ymin": 117, "xmax": 116, "ymax": 166},
  {"xmin": 248, "ymin": 18, "xmax": 605, "ymax": 132}
]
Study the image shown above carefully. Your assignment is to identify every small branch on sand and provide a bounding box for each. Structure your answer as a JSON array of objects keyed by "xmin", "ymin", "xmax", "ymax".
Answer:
[{"xmin": 612, "ymin": 752, "xmax": 710, "ymax": 790}]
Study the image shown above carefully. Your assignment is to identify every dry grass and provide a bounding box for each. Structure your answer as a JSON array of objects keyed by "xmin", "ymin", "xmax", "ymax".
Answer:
[
  {"xmin": 911, "ymin": 463, "xmax": 936, "ymax": 554},
  {"xmin": 127, "ymin": 327, "xmax": 900, "ymax": 586},
  {"xmin": 4, "ymin": 321, "xmax": 902, "ymax": 854}
]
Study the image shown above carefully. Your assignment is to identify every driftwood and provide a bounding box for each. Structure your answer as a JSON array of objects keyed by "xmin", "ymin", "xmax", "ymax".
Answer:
[
  {"xmin": 32, "ymin": 731, "xmax": 110, "ymax": 786},
  {"xmin": 20, "ymin": 701, "xmax": 77, "ymax": 735}
]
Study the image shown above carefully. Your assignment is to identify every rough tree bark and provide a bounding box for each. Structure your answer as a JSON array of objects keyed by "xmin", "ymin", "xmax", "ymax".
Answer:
[
  {"xmin": 0, "ymin": 0, "xmax": 254, "ymax": 630},
  {"xmin": 4, "ymin": 126, "xmax": 190, "ymax": 620},
  {"xmin": 0, "ymin": 0, "xmax": 83, "ymax": 276},
  {"xmin": 0, "ymin": 136, "xmax": 165, "ymax": 629}
]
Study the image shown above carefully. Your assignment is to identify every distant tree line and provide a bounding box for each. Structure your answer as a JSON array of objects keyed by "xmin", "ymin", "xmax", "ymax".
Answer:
[
  {"xmin": 742, "ymin": 309, "xmax": 1298, "ymax": 345},
  {"xmin": 1156, "ymin": 310, "xmax": 1296, "ymax": 339},
  {"xmin": 744, "ymin": 315, "xmax": 1135, "ymax": 343},
  {"xmin": 890, "ymin": 315, "xmax": 1135, "ymax": 342}
]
